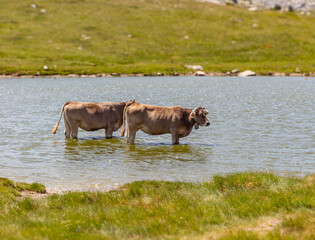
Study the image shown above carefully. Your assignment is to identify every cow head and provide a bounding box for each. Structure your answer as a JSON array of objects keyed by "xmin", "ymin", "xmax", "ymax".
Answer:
[{"xmin": 190, "ymin": 107, "xmax": 210, "ymax": 129}]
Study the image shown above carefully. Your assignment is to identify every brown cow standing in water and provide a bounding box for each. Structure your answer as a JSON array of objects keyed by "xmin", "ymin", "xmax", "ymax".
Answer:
[
  {"xmin": 52, "ymin": 101, "xmax": 133, "ymax": 139},
  {"xmin": 120, "ymin": 101, "xmax": 210, "ymax": 145}
]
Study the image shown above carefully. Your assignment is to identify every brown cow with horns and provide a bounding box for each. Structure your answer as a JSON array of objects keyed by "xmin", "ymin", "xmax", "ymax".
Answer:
[{"xmin": 120, "ymin": 100, "xmax": 210, "ymax": 145}]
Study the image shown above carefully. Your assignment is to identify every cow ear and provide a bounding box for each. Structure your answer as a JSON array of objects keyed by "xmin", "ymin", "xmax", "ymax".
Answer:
[
  {"xmin": 191, "ymin": 111, "xmax": 196, "ymax": 118},
  {"xmin": 204, "ymin": 110, "xmax": 209, "ymax": 115}
]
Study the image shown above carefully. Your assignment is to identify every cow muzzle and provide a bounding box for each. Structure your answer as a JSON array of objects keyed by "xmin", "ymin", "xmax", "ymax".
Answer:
[{"xmin": 199, "ymin": 121, "xmax": 210, "ymax": 127}]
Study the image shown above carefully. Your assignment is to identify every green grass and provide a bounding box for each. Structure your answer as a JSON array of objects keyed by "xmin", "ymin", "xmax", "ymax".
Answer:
[
  {"xmin": 0, "ymin": 0, "xmax": 314, "ymax": 76},
  {"xmin": 0, "ymin": 177, "xmax": 46, "ymax": 206},
  {"xmin": 0, "ymin": 172, "xmax": 314, "ymax": 239}
]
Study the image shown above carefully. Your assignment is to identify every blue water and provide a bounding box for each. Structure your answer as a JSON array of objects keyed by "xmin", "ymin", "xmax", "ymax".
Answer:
[{"xmin": 0, "ymin": 76, "xmax": 314, "ymax": 192}]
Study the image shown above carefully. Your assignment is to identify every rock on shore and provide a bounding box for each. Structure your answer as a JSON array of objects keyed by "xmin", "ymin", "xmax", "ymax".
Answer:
[{"xmin": 238, "ymin": 70, "xmax": 256, "ymax": 77}]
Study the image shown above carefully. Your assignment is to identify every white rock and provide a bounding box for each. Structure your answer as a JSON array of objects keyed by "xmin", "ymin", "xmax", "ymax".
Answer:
[
  {"xmin": 30, "ymin": 4, "xmax": 37, "ymax": 9},
  {"xmin": 81, "ymin": 34, "xmax": 91, "ymax": 40},
  {"xmin": 249, "ymin": 6, "xmax": 258, "ymax": 11},
  {"xmin": 43, "ymin": 65, "xmax": 49, "ymax": 70},
  {"xmin": 197, "ymin": 0, "xmax": 223, "ymax": 4},
  {"xmin": 185, "ymin": 65, "xmax": 203, "ymax": 70},
  {"xmin": 231, "ymin": 69, "xmax": 240, "ymax": 74},
  {"xmin": 238, "ymin": 70, "xmax": 256, "ymax": 77},
  {"xmin": 195, "ymin": 71, "xmax": 206, "ymax": 76},
  {"xmin": 40, "ymin": 9, "xmax": 46, "ymax": 13}
]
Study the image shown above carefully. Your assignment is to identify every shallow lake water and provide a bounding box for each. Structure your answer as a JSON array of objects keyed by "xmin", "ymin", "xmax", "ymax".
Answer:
[{"xmin": 0, "ymin": 76, "xmax": 314, "ymax": 192}]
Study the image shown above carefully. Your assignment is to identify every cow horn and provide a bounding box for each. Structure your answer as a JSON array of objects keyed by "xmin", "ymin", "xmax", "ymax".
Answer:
[{"xmin": 190, "ymin": 108, "xmax": 197, "ymax": 119}]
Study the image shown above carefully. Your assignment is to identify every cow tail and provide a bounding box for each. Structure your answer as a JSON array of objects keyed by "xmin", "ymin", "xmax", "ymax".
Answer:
[
  {"xmin": 120, "ymin": 122, "xmax": 126, "ymax": 137},
  {"xmin": 120, "ymin": 99, "xmax": 135, "ymax": 137},
  {"xmin": 52, "ymin": 102, "xmax": 71, "ymax": 134}
]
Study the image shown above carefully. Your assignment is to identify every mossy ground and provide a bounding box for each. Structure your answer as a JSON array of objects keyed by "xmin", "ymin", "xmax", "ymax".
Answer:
[
  {"xmin": 0, "ymin": 0, "xmax": 314, "ymax": 76},
  {"xmin": 0, "ymin": 172, "xmax": 314, "ymax": 239}
]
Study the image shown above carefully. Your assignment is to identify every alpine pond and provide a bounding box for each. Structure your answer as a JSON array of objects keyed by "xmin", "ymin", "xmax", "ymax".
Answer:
[{"xmin": 0, "ymin": 76, "xmax": 314, "ymax": 192}]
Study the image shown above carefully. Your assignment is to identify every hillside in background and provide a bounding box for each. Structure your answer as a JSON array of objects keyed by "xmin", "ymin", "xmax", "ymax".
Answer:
[{"xmin": 0, "ymin": 0, "xmax": 314, "ymax": 76}]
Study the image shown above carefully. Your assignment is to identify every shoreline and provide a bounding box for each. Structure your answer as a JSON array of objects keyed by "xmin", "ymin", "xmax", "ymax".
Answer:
[
  {"xmin": 0, "ymin": 71, "xmax": 314, "ymax": 79},
  {"xmin": 1, "ymin": 173, "xmax": 314, "ymax": 239}
]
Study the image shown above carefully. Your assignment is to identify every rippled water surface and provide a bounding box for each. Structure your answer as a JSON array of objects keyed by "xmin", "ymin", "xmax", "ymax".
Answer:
[{"xmin": 0, "ymin": 77, "xmax": 314, "ymax": 192}]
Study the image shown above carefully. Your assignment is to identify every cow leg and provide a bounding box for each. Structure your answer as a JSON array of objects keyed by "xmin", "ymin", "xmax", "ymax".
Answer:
[
  {"xmin": 105, "ymin": 128, "xmax": 113, "ymax": 139},
  {"xmin": 64, "ymin": 118, "xmax": 71, "ymax": 138},
  {"xmin": 69, "ymin": 123, "xmax": 79, "ymax": 139},
  {"xmin": 128, "ymin": 129, "xmax": 137, "ymax": 144},
  {"xmin": 126, "ymin": 129, "xmax": 130, "ymax": 143},
  {"xmin": 171, "ymin": 132, "xmax": 179, "ymax": 145}
]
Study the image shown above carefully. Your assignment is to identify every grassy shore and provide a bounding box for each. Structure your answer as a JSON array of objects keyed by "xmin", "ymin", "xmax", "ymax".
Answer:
[
  {"xmin": 1, "ymin": 172, "xmax": 314, "ymax": 239},
  {"xmin": 0, "ymin": 0, "xmax": 314, "ymax": 76}
]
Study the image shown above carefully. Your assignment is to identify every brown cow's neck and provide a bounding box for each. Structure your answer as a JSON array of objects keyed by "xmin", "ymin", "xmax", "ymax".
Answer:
[
  {"xmin": 187, "ymin": 110, "xmax": 196, "ymax": 129},
  {"xmin": 117, "ymin": 102, "xmax": 127, "ymax": 109}
]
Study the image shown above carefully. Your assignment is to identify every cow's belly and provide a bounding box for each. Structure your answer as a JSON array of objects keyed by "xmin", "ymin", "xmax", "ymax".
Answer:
[
  {"xmin": 177, "ymin": 127, "xmax": 189, "ymax": 137},
  {"xmin": 79, "ymin": 122, "xmax": 104, "ymax": 131},
  {"xmin": 140, "ymin": 125, "xmax": 170, "ymax": 135},
  {"xmin": 79, "ymin": 120, "xmax": 121, "ymax": 131}
]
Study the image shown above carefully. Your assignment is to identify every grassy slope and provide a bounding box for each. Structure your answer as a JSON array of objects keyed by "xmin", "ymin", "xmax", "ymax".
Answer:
[
  {"xmin": 0, "ymin": 0, "xmax": 314, "ymax": 75},
  {"xmin": 0, "ymin": 172, "xmax": 314, "ymax": 239}
]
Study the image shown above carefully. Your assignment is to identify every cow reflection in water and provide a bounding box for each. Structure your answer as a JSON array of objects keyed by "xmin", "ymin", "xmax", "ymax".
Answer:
[
  {"xmin": 63, "ymin": 138, "xmax": 124, "ymax": 158},
  {"xmin": 125, "ymin": 144, "xmax": 209, "ymax": 162},
  {"xmin": 121, "ymin": 101, "xmax": 210, "ymax": 145}
]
